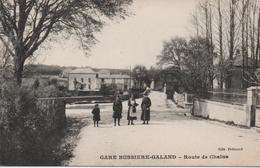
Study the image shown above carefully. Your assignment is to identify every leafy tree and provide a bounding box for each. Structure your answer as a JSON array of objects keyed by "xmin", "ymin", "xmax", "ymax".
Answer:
[
  {"xmin": 184, "ymin": 37, "xmax": 215, "ymax": 95},
  {"xmin": 32, "ymin": 78, "xmax": 40, "ymax": 89},
  {"xmin": 0, "ymin": 0, "xmax": 132, "ymax": 85},
  {"xmin": 132, "ymin": 65, "xmax": 150, "ymax": 88},
  {"xmin": 157, "ymin": 37, "xmax": 215, "ymax": 95},
  {"xmin": 24, "ymin": 64, "xmax": 63, "ymax": 77},
  {"xmin": 147, "ymin": 66, "xmax": 161, "ymax": 83},
  {"xmin": 48, "ymin": 78, "xmax": 58, "ymax": 86},
  {"xmin": 99, "ymin": 84, "xmax": 117, "ymax": 96}
]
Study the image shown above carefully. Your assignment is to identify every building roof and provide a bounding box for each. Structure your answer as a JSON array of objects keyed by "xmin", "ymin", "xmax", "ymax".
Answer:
[
  {"xmin": 69, "ymin": 68, "xmax": 96, "ymax": 74},
  {"xmin": 99, "ymin": 74, "xmax": 131, "ymax": 79},
  {"xmin": 68, "ymin": 67, "xmax": 132, "ymax": 79},
  {"xmin": 93, "ymin": 68, "xmax": 130, "ymax": 74}
]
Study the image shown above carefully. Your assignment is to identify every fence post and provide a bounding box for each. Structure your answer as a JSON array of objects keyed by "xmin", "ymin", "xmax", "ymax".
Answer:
[
  {"xmin": 150, "ymin": 80, "xmax": 154, "ymax": 90},
  {"xmin": 184, "ymin": 93, "xmax": 188, "ymax": 103},
  {"xmin": 163, "ymin": 83, "xmax": 167, "ymax": 94},
  {"xmin": 247, "ymin": 86, "xmax": 257, "ymax": 127}
]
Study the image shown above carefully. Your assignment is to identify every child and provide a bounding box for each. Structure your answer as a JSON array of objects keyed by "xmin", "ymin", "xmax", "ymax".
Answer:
[
  {"xmin": 127, "ymin": 94, "xmax": 138, "ymax": 125},
  {"xmin": 92, "ymin": 104, "xmax": 100, "ymax": 127}
]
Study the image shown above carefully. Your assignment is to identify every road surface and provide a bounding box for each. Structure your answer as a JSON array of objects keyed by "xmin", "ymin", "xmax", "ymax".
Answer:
[{"xmin": 66, "ymin": 91, "xmax": 260, "ymax": 166}]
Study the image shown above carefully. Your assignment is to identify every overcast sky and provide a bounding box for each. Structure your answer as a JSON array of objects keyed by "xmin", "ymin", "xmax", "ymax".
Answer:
[{"xmin": 36, "ymin": 0, "xmax": 198, "ymax": 69}]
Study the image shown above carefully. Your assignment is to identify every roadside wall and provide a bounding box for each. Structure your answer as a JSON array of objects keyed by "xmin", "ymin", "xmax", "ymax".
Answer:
[
  {"xmin": 193, "ymin": 99, "xmax": 250, "ymax": 127},
  {"xmin": 173, "ymin": 92, "xmax": 185, "ymax": 107},
  {"xmin": 255, "ymin": 108, "xmax": 260, "ymax": 128}
]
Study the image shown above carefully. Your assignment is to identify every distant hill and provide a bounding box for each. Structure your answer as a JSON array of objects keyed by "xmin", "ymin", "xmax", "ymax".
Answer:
[
  {"xmin": 24, "ymin": 64, "xmax": 77, "ymax": 77},
  {"xmin": 23, "ymin": 64, "xmax": 132, "ymax": 77}
]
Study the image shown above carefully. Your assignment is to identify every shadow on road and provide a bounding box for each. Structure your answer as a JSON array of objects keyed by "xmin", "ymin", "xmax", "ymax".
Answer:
[{"xmin": 58, "ymin": 115, "xmax": 90, "ymax": 165}]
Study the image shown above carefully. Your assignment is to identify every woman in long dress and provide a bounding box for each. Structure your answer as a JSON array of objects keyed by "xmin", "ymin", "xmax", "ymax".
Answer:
[
  {"xmin": 141, "ymin": 91, "xmax": 151, "ymax": 124},
  {"xmin": 127, "ymin": 94, "xmax": 138, "ymax": 125}
]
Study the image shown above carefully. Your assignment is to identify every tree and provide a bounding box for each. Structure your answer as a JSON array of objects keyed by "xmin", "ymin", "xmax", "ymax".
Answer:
[
  {"xmin": 157, "ymin": 36, "xmax": 215, "ymax": 95},
  {"xmin": 0, "ymin": 44, "xmax": 12, "ymax": 80},
  {"xmin": 99, "ymin": 83, "xmax": 117, "ymax": 96},
  {"xmin": 132, "ymin": 65, "xmax": 149, "ymax": 89},
  {"xmin": 147, "ymin": 66, "xmax": 161, "ymax": 82},
  {"xmin": 217, "ymin": 0, "xmax": 224, "ymax": 88},
  {"xmin": 256, "ymin": 8, "xmax": 260, "ymax": 66},
  {"xmin": 192, "ymin": 0, "xmax": 260, "ymax": 89},
  {"xmin": 184, "ymin": 37, "xmax": 215, "ymax": 94},
  {"xmin": 157, "ymin": 37, "xmax": 187, "ymax": 69},
  {"xmin": 0, "ymin": 0, "xmax": 132, "ymax": 85}
]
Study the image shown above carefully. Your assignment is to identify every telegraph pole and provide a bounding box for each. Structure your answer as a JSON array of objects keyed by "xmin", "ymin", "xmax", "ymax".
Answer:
[{"xmin": 129, "ymin": 66, "xmax": 132, "ymax": 89}]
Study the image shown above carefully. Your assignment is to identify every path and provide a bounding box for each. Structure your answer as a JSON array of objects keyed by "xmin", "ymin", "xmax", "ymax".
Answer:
[{"xmin": 66, "ymin": 91, "xmax": 260, "ymax": 166}]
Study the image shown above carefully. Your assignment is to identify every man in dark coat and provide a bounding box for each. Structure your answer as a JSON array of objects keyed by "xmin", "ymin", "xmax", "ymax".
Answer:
[
  {"xmin": 92, "ymin": 104, "xmax": 100, "ymax": 127},
  {"xmin": 141, "ymin": 91, "xmax": 152, "ymax": 124},
  {"xmin": 113, "ymin": 95, "xmax": 122, "ymax": 126}
]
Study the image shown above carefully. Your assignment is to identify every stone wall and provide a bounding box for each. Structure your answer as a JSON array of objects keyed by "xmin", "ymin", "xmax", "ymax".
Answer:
[
  {"xmin": 193, "ymin": 99, "xmax": 250, "ymax": 127},
  {"xmin": 255, "ymin": 108, "xmax": 260, "ymax": 128},
  {"xmin": 173, "ymin": 92, "xmax": 185, "ymax": 107},
  {"xmin": 173, "ymin": 92, "xmax": 194, "ymax": 109}
]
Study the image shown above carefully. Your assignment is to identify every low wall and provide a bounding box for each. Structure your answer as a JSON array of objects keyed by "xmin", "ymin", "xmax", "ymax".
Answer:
[
  {"xmin": 193, "ymin": 99, "xmax": 250, "ymax": 127},
  {"xmin": 37, "ymin": 98, "xmax": 66, "ymax": 130},
  {"xmin": 193, "ymin": 99, "xmax": 209, "ymax": 118},
  {"xmin": 255, "ymin": 108, "xmax": 260, "ymax": 128},
  {"xmin": 173, "ymin": 92, "xmax": 185, "ymax": 107}
]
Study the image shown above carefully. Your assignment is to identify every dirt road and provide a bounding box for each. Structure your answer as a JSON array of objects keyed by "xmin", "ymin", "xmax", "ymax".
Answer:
[{"xmin": 66, "ymin": 91, "xmax": 260, "ymax": 166}]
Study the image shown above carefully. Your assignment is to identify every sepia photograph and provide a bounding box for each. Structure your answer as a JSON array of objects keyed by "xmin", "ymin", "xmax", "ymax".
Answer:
[{"xmin": 0, "ymin": 0, "xmax": 260, "ymax": 166}]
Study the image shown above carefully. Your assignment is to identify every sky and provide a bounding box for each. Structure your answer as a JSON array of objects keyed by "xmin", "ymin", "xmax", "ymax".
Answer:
[{"xmin": 36, "ymin": 0, "xmax": 198, "ymax": 69}]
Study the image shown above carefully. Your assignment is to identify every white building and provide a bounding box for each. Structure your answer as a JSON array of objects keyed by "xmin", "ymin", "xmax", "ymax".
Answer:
[
  {"xmin": 68, "ymin": 68, "xmax": 98, "ymax": 91},
  {"xmin": 68, "ymin": 67, "xmax": 133, "ymax": 91}
]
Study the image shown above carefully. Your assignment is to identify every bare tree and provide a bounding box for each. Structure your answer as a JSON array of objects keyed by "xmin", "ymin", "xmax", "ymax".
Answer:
[
  {"xmin": 217, "ymin": 0, "xmax": 225, "ymax": 88},
  {"xmin": 241, "ymin": 0, "xmax": 248, "ymax": 88},
  {"xmin": 0, "ymin": 42, "xmax": 13, "ymax": 79},
  {"xmin": 157, "ymin": 37, "xmax": 187, "ymax": 69},
  {"xmin": 256, "ymin": 8, "xmax": 260, "ymax": 66},
  {"xmin": 229, "ymin": 0, "xmax": 236, "ymax": 61},
  {"xmin": 0, "ymin": 0, "xmax": 132, "ymax": 85},
  {"xmin": 190, "ymin": 1, "xmax": 215, "ymax": 88},
  {"xmin": 192, "ymin": 0, "xmax": 260, "ymax": 89}
]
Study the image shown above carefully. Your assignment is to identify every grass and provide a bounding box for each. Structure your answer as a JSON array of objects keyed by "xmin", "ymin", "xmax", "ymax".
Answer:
[{"xmin": 42, "ymin": 114, "xmax": 90, "ymax": 165}]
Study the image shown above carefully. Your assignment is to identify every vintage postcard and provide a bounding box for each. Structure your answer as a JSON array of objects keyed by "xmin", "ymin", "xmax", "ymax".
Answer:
[{"xmin": 0, "ymin": 0, "xmax": 260, "ymax": 167}]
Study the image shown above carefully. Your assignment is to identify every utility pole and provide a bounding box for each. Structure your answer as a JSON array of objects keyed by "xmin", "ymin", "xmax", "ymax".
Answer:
[{"xmin": 130, "ymin": 66, "xmax": 132, "ymax": 89}]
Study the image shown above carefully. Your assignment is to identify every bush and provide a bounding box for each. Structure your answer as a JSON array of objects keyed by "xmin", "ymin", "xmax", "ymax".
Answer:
[
  {"xmin": 99, "ymin": 84, "xmax": 117, "ymax": 96},
  {"xmin": 0, "ymin": 81, "xmax": 65, "ymax": 165},
  {"xmin": 129, "ymin": 88, "xmax": 145, "ymax": 98}
]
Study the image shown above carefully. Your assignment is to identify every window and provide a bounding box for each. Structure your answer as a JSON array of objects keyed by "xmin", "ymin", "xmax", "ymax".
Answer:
[
  {"xmin": 101, "ymin": 78, "xmax": 105, "ymax": 83},
  {"xmin": 80, "ymin": 84, "xmax": 84, "ymax": 90},
  {"xmin": 88, "ymin": 78, "xmax": 91, "ymax": 83},
  {"xmin": 73, "ymin": 78, "xmax": 78, "ymax": 89},
  {"xmin": 88, "ymin": 84, "xmax": 91, "ymax": 90},
  {"xmin": 81, "ymin": 78, "xmax": 84, "ymax": 82}
]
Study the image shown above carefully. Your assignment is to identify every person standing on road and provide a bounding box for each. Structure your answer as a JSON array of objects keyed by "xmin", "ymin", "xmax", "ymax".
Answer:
[
  {"xmin": 113, "ymin": 95, "xmax": 123, "ymax": 126},
  {"xmin": 127, "ymin": 94, "xmax": 138, "ymax": 125},
  {"xmin": 92, "ymin": 104, "xmax": 100, "ymax": 127},
  {"xmin": 141, "ymin": 91, "xmax": 151, "ymax": 124}
]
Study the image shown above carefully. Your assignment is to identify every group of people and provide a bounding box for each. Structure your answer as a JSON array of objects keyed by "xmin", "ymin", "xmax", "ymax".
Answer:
[{"xmin": 91, "ymin": 91, "xmax": 152, "ymax": 127}]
